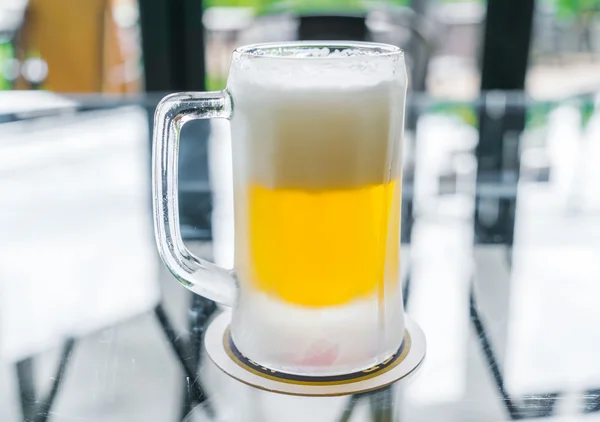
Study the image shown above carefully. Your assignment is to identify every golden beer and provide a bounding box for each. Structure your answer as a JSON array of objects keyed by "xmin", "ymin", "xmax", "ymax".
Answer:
[{"xmin": 247, "ymin": 181, "xmax": 400, "ymax": 306}]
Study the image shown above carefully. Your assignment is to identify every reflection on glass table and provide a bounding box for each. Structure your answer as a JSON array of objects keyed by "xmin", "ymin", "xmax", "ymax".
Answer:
[{"xmin": 0, "ymin": 92, "xmax": 600, "ymax": 421}]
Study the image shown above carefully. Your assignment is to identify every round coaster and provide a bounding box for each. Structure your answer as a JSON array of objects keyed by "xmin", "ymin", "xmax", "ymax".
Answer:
[{"xmin": 205, "ymin": 312, "xmax": 426, "ymax": 397}]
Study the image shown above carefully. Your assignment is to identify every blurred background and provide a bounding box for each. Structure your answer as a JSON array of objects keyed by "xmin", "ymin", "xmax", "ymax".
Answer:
[
  {"xmin": 1, "ymin": 0, "xmax": 599, "ymax": 96},
  {"xmin": 2, "ymin": 0, "xmax": 600, "ymax": 421},
  {"xmin": 2, "ymin": 0, "xmax": 599, "ymax": 97}
]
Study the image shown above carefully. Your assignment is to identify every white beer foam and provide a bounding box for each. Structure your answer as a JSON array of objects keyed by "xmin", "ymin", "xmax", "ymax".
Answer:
[
  {"xmin": 240, "ymin": 45, "xmax": 399, "ymax": 58},
  {"xmin": 229, "ymin": 45, "xmax": 405, "ymax": 93},
  {"xmin": 229, "ymin": 73, "xmax": 406, "ymax": 189},
  {"xmin": 230, "ymin": 60, "xmax": 401, "ymax": 92}
]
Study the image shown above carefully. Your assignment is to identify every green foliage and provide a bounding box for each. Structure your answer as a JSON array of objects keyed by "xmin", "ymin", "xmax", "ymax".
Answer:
[
  {"xmin": 0, "ymin": 42, "xmax": 14, "ymax": 91},
  {"xmin": 206, "ymin": 73, "xmax": 228, "ymax": 91},
  {"xmin": 580, "ymin": 100, "xmax": 595, "ymax": 128},
  {"xmin": 430, "ymin": 103, "xmax": 478, "ymax": 127},
  {"xmin": 285, "ymin": 0, "xmax": 365, "ymax": 13},
  {"xmin": 555, "ymin": 0, "xmax": 600, "ymax": 19},
  {"xmin": 526, "ymin": 103, "xmax": 552, "ymax": 130},
  {"xmin": 204, "ymin": 0, "xmax": 414, "ymax": 15}
]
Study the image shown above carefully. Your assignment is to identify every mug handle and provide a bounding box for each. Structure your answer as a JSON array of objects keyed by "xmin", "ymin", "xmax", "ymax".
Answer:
[{"xmin": 153, "ymin": 91, "xmax": 237, "ymax": 306}]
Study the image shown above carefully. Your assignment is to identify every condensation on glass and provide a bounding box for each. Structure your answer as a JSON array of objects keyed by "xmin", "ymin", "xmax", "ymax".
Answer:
[{"xmin": 153, "ymin": 41, "xmax": 407, "ymax": 376}]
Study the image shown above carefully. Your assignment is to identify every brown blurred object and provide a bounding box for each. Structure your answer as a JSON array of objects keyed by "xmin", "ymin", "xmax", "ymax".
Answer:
[{"xmin": 14, "ymin": 0, "xmax": 141, "ymax": 93}]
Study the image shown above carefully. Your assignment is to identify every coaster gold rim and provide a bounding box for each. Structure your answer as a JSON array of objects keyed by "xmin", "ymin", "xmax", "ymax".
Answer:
[{"xmin": 205, "ymin": 312, "xmax": 426, "ymax": 397}]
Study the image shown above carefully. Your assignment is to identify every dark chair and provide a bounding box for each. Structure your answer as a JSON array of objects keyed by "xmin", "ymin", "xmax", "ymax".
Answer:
[{"xmin": 298, "ymin": 14, "xmax": 367, "ymax": 41}]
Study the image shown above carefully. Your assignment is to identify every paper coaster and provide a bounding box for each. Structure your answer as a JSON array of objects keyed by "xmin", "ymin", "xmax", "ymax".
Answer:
[{"xmin": 205, "ymin": 312, "xmax": 426, "ymax": 397}]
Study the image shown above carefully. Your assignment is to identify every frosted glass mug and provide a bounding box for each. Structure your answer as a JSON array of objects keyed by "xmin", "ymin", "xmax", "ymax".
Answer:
[{"xmin": 153, "ymin": 42, "xmax": 407, "ymax": 376}]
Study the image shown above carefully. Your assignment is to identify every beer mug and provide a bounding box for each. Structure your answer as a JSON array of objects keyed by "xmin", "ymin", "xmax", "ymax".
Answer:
[{"xmin": 153, "ymin": 42, "xmax": 407, "ymax": 376}]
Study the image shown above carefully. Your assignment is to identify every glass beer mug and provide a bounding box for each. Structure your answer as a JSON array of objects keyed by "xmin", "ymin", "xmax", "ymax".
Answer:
[{"xmin": 153, "ymin": 42, "xmax": 407, "ymax": 376}]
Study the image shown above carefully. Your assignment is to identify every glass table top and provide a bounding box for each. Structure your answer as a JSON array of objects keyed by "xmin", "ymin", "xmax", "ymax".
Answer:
[{"xmin": 1, "ymin": 91, "xmax": 599, "ymax": 421}]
